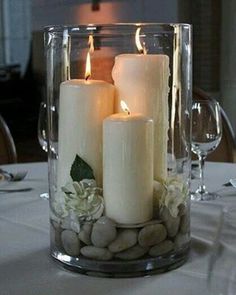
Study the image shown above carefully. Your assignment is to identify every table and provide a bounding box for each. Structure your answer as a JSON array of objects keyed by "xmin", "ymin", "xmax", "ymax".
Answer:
[{"xmin": 0, "ymin": 162, "xmax": 235, "ymax": 295}]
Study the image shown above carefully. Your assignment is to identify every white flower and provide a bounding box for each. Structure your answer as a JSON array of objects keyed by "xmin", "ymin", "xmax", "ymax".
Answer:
[
  {"xmin": 61, "ymin": 179, "xmax": 104, "ymax": 221},
  {"xmin": 159, "ymin": 176, "xmax": 188, "ymax": 218}
]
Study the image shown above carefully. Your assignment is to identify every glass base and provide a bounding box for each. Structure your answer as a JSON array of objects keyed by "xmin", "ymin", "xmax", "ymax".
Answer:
[
  {"xmin": 51, "ymin": 243, "xmax": 190, "ymax": 278},
  {"xmin": 191, "ymin": 191, "xmax": 221, "ymax": 201}
]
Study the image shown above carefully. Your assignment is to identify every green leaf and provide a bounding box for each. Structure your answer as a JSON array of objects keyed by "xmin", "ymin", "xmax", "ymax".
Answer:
[{"xmin": 70, "ymin": 154, "xmax": 95, "ymax": 182}]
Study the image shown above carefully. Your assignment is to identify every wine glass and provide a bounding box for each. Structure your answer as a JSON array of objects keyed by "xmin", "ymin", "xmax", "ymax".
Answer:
[
  {"xmin": 191, "ymin": 100, "xmax": 222, "ymax": 201},
  {"xmin": 208, "ymin": 206, "xmax": 236, "ymax": 294},
  {"xmin": 37, "ymin": 102, "xmax": 49, "ymax": 199}
]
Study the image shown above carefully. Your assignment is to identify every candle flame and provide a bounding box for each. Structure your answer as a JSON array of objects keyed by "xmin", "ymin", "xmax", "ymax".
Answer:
[
  {"xmin": 88, "ymin": 35, "xmax": 94, "ymax": 53},
  {"xmin": 85, "ymin": 35, "xmax": 94, "ymax": 80},
  {"xmin": 121, "ymin": 100, "xmax": 130, "ymax": 115},
  {"xmin": 135, "ymin": 27, "xmax": 147, "ymax": 55},
  {"xmin": 85, "ymin": 51, "xmax": 91, "ymax": 80}
]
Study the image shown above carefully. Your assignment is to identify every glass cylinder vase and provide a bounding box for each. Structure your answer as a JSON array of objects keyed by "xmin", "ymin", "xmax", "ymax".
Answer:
[{"xmin": 45, "ymin": 23, "xmax": 192, "ymax": 277}]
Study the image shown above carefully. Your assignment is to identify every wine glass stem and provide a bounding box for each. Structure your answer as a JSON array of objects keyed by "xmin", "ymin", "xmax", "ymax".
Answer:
[{"xmin": 198, "ymin": 154, "xmax": 207, "ymax": 196}]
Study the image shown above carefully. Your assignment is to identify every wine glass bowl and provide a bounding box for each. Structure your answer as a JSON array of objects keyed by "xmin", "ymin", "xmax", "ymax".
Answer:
[{"xmin": 191, "ymin": 100, "xmax": 222, "ymax": 201}]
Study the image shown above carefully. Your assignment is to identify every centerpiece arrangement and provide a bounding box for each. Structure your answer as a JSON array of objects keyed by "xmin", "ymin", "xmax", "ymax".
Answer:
[{"xmin": 45, "ymin": 23, "xmax": 192, "ymax": 277}]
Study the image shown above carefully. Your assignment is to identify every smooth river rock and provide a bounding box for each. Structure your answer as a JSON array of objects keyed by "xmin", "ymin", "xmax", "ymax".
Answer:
[
  {"xmin": 138, "ymin": 224, "xmax": 167, "ymax": 247},
  {"xmin": 179, "ymin": 214, "xmax": 189, "ymax": 234},
  {"xmin": 174, "ymin": 233, "xmax": 189, "ymax": 249},
  {"xmin": 91, "ymin": 216, "xmax": 117, "ymax": 247},
  {"xmin": 81, "ymin": 246, "xmax": 113, "ymax": 261},
  {"xmin": 117, "ymin": 219, "xmax": 161, "ymax": 229},
  {"xmin": 78, "ymin": 222, "xmax": 93, "ymax": 245},
  {"xmin": 51, "ymin": 220, "xmax": 61, "ymax": 231},
  {"xmin": 178, "ymin": 203, "xmax": 187, "ymax": 217},
  {"xmin": 164, "ymin": 215, "xmax": 180, "ymax": 238},
  {"xmin": 108, "ymin": 229, "xmax": 138, "ymax": 253},
  {"xmin": 159, "ymin": 206, "xmax": 170, "ymax": 221},
  {"xmin": 61, "ymin": 214, "xmax": 80, "ymax": 233},
  {"xmin": 149, "ymin": 240, "xmax": 174, "ymax": 257},
  {"xmin": 61, "ymin": 230, "xmax": 80, "ymax": 256},
  {"xmin": 51, "ymin": 223, "xmax": 63, "ymax": 249},
  {"xmin": 115, "ymin": 245, "xmax": 149, "ymax": 260}
]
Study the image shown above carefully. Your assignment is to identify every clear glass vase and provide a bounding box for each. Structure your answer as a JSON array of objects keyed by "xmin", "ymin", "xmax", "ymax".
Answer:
[{"xmin": 45, "ymin": 23, "xmax": 192, "ymax": 277}]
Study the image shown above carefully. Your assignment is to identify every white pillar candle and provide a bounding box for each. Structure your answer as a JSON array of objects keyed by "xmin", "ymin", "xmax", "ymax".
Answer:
[
  {"xmin": 103, "ymin": 113, "xmax": 153, "ymax": 224},
  {"xmin": 58, "ymin": 79, "xmax": 114, "ymax": 189},
  {"xmin": 112, "ymin": 54, "xmax": 169, "ymax": 181}
]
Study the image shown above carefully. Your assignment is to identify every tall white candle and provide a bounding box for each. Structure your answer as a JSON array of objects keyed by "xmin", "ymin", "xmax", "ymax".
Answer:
[
  {"xmin": 112, "ymin": 54, "xmax": 169, "ymax": 181},
  {"xmin": 103, "ymin": 112, "xmax": 153, "ymax": 224},
  {"xmin": 58, "ymin": 79, "xmax": 114, "ymax": 189}
]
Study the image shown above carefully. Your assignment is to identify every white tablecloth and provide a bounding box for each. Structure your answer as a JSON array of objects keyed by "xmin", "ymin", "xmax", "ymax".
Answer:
[{"xmin": 0, "ymin": 162, "xmax": 235, "ymax": 295}]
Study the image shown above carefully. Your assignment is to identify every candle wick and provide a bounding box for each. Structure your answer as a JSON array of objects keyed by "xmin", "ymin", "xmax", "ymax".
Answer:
[
  {"xmin": 127, "ymin": 111, "xmax": 130, "ymax": 115},
  {"xmin": 138, "ymin": 46, "xmax": 147, "ymax": 55},
  {"xmin": 85, "ymin": 74, "xmax": 90, "ymax": 81}
]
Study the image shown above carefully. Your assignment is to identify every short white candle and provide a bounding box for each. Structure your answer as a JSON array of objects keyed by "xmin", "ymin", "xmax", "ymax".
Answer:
[
  {"xmin": 103, "ymin": 112, "xmax": 154, "ymax": 224},
  {"xmin": 112, "ymin": 54, "xmax": 169, "ymax": 181},
  {"xmin": 58, "ymin": 79, "xmax": 114, "ymax": 189}
]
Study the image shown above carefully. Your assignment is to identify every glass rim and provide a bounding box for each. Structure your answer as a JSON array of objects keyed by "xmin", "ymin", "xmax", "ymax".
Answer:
[
  {"xmin": 193, "ymin": 99, "xmax": 220, "ymax": 105},
  {"xmin": 44, "ymin": 23, "xmax": 192, "ymax": 33}
]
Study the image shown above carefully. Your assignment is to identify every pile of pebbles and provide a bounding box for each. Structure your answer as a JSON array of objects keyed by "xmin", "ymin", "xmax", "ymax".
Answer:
[{"xmin": 51, "ymin": 205, "xmax": 189, "ymax": 261}]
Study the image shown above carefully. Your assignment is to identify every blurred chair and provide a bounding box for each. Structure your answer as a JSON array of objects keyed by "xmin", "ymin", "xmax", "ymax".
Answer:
[
  {"xmin": 0, "ymin": 114, "xmax": 17, "ymax": 164},
  {"xmin": 193, "ymin": 87, "xmax": 236, "ymax": 162}
]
